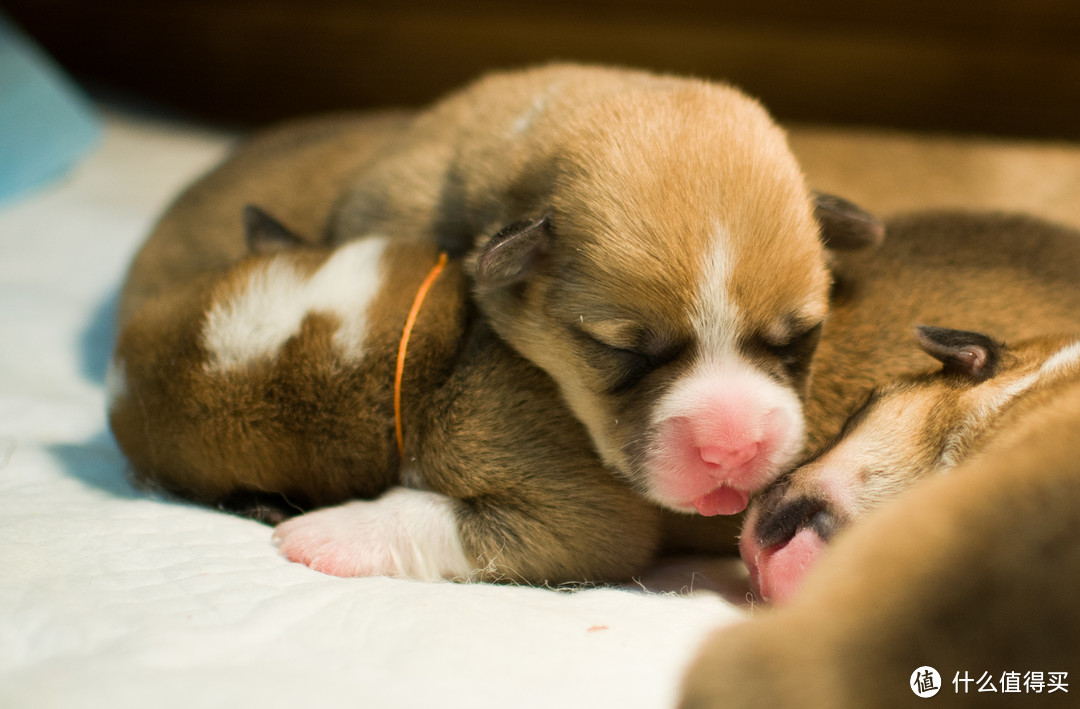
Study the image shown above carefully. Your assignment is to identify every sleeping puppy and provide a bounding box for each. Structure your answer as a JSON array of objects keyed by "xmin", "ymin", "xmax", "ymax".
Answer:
[
  {"xmin": 106, "ymin": 93, "xmax": 874, "ymax": 582},
  {"xmin": 681, "ymin": 356, "xmax": 1080, "ymax": 708},
  {"xmin": 744, "ymin": 327, "xmax": 1080, "ymax": 603},
  {"xmin": 736, "ymin": 211, "xmax": 1080, "ymax": 602},
  {"xmin": 329, "ymin": 63, "xmax": 881, "ymax": 516},
  {"xmin": 800, "ymin": 210, "xmax": 1080, "ymax": 453},
  {"xmin": 109, "ymin": 206, "xmax": 661, "ymax": 584},
  {"xmin": 682, "ymin": 360, "xmax": 1080, "ymax": 709}
]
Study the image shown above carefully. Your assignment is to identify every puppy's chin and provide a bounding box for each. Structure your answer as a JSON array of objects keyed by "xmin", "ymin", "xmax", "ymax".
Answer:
[{"xmin": 640, "ymin": 362, "xmax": 806, "ymax": 516}]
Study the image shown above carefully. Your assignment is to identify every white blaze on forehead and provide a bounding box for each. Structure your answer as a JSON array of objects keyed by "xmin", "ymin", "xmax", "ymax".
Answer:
[
  {"xmin": 203, "ymin": 237, "xmax": 390, "ymax": 372},
  {"xmin": 691, "ymin": 225, "xmax": 740, "ymax": 362}
]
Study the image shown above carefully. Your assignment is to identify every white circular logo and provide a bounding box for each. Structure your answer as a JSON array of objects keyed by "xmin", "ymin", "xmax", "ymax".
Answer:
[{"xmin": 911, "ymin": 666, "xmax": 942, "ymax": 698}]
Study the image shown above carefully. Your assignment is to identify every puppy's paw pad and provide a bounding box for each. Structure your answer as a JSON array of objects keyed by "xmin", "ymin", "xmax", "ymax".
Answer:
[{"xmin": 271, "ymin": 488, "xmax": 473, "ymax": 580}]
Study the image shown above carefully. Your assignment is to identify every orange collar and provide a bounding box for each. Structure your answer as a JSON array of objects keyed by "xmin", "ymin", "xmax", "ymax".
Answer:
[{"xmin": 394, "ymin": 251, "xmax": 449, "ymax": 458}]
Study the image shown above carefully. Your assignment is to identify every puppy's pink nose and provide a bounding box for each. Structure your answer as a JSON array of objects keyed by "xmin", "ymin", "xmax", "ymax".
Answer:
[{"xmin": 699, "ymin": 442, "xmax": 759, "ymax": 470}]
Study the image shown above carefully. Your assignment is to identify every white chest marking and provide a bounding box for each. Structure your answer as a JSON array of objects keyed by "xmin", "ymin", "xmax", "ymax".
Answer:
[{"xmin": 202, "ymin": 237, "xmax": 390, "ymax": 372}]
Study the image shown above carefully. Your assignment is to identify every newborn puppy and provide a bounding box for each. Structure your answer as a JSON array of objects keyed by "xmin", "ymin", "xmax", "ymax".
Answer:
[
  {"xmin": 744, "ymin": 327, "xmax": 1080, "ymax": 603},
  {"xmin": 330, "ymin": 63, "xmax": 880, "ymax": 516},
  {"xmin": 679, "ymin": 214, "xmax": 1080, "ymax": 709},
  {"xmin": 681, "ymin": 362, "xmax": 1080, "ymax": 708},
  {"xmin": 110, "ymin": 112, "xmax": 659, "ymax": 583},
  {"xmin": 736, "ymin": 211, "xmax": 1080, "ymax": 602},
  {"xmin": 109, "ymin": 207, "xmax": 660, "ymax": 584},
  {"xmin": 802, "ymin": 210, "xmax": 1080, "ymax": 451}
]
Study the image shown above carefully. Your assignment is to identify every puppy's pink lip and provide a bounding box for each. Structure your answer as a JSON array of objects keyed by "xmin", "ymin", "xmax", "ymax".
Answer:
[
  {"xmin": 752, "ymin": 541, "xmax": 783, "ymax": 601},
  {"xmin": 688, "ymin": 486, "xmax": 750, "ymax": 516},
  {"xmin": 752, "ymin": 528, "xmax": 825, "ymax": 604}
]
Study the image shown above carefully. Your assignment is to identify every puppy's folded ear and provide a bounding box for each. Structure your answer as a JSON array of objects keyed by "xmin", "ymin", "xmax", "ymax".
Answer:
[
  {"xmin": 914, "ymin": 325, "xmax": 1002, "ymax": 381},
  {"xmin": 243, "ymin": 204, "xmax": 309, "ymax": 254},
  {"xmin": 474, "ymin": 216, "xmax": 551, "ymax": 286},
  {"xmin": 812, "ymin": 193, "xmax": 884, "ymax": 252}
]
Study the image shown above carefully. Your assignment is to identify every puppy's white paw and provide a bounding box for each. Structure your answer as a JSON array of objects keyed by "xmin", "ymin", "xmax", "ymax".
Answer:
[{"xmin": 272, "ymin": 487, "xmax": 474, "ymax": 580}]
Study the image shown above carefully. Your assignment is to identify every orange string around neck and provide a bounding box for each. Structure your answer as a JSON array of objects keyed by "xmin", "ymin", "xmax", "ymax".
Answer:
[{"xmin": 394, "ymin": 252, "xmax": 449, "ymax": 458}]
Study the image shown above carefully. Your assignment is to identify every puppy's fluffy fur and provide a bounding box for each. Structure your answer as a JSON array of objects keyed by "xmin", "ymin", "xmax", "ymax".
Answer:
[
  {"xmin": 682, "ymin": 356, "xmax": 1080, "ymax": 707},
  {"xmin": 681, "ymin": 212, "xmax": 1080, "ymax": 704},
  {"xmin": 329, "ymin": 64, "xmax": 877, "ymax": 515},
  {"xmin": 111, "ymin": 201, "xmax": 661, "ymax": 584},
  {"xmin": 109, "ymin": 65, "xmax": 879, "ymax": 582}
]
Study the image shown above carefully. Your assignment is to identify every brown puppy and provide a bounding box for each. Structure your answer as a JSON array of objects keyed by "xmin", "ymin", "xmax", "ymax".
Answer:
[
  {"xmin": 736, "ymin": 212, "xmax": 1080, "ymax": 601},
  {"xmin": 804, "ymin": 211, "xmax": 1080, "ymax": 451},
  {"xmin": 681, "ymin": 336, "xmax": 1080, "ymax": 708},
  {"xmin": 109, "ymin": 207, "xmax": 660, "ymax": 584},
  {"xmin": 746, "ymin": 328, "xmax": 1080, "ymax": 603},
  {"xmin": 330, "ymin": 63, "xmax": 878, "ymax": 516},
  {"xmin": 106, "ymin": 160, "xmax": 865, "ymax": 584}
]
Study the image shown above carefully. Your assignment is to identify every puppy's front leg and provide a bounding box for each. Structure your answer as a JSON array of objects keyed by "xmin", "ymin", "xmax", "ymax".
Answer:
[
  {"xmin": 272, "ymin": 476, "xmax": 659, "ymax": 584},
  {"xmin": 274, "ymin": 328, "xmax": 663, "ymax": 585},
  {"xmin": 272, "ymin": 487, "xmax": 474, "ymax": 580}
]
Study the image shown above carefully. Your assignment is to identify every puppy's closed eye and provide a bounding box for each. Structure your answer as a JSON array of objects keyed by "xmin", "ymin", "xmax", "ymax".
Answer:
[
  {"xmin": 576, "ymin": 319, "xmax": 686, "ymax": 393},
  {"xmin": 755, "ymin": 322, "xmax": 823, "ymax": 378}
]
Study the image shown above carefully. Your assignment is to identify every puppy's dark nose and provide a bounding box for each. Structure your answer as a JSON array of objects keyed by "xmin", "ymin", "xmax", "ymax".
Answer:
[{"xmin": 753, "ymin": 491, "xmax": 840, "ymax": 550}]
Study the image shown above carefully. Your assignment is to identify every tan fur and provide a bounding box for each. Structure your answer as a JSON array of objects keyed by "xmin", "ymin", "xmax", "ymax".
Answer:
[
  {"xmin": 117, "ymin": 111, "xmax": 412, "ymax": 328},
  {"xmin": 112, "ymin": 236, "xmax": 661, "ymax": 584},
  {"xmin": 749, "ymin": 332, "xmax": 1080, "ymax": 555},
  {"xmin": 109, "ymin": 113, "xmax": 661, "ymax": 584},
  {"xmin": 682, "ymin": 213, "xmax": 1080, "ymax": 704},
  {"xmin": 806, "ymin": 211, "xmax": 1080, "ymax": 450},
  {"xmin": 790, "ymin": 126, "xmax": 1080, "ymax": 231},
  {"xmin": 682, "ymin": 370, "xmax": 1080, "ymax": 708},
  {"xmin": 329, "ymin": 63, "xmax": 832, "ymax": 496},
  {"xmin": 732, "ymin": 214, "xmax": 1080, "ymax": 602}
]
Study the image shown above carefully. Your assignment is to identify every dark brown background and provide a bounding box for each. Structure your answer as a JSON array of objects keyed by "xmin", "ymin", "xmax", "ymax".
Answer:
[{"xmin": 5, "ymin": 0, "xmax": 1079, "ymax": 139}]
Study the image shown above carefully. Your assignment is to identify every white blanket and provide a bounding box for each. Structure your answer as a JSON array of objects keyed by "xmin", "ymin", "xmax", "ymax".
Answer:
[{"xmin": 0, "ymin": 110, "xmax": 745, "ymax": 709}]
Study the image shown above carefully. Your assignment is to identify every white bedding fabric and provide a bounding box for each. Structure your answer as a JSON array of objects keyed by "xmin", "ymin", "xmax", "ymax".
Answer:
[{"xmin": 0, "ymin": 110, "xmax": 745, "ymax": 709}]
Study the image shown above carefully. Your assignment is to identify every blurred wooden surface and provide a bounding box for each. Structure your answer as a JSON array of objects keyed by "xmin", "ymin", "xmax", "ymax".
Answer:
[{"xmin": 5, "ymin": 0, "xmax": 1080, "ymax": 139}]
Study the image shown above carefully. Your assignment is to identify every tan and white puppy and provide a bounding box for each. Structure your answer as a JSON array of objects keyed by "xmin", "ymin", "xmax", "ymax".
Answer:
[
  {"xmin": 110, "ymin": 206, "xmax": 661, "ymax": 584},
  {"xmin": 681, "ymin": 364, "xmax": 1080, "ymax": 708},
  {"xmin": 107, "ymin": 70, "xmax": 876, "ymax": 581},
  {"xmin": 744, "ymin": 327, "xmax": 1080, "ymax": 603},
  {"xmin": 330, "ymin": 63, "xmax": 879, "ymax": 516},
  {"xmin": 735, "ymin": 211, "xmax": 1080, "ymax": 603},
  {"xmin": 801, "ymin": 210, "xmax": 1080, "ymax": 453}
]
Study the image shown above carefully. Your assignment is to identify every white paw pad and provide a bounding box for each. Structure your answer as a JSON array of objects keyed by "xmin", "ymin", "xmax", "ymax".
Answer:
[{"xmin": 272, "ymin": 487, "xmax": 474, "ymax": 580}]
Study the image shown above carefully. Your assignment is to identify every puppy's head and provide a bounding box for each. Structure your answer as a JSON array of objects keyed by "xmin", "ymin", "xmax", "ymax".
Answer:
[
  {"xmin": 471, "ymin": 85, "xmax": 881, "ymax": 516},
  {"xmin": 741, "ymin": 326, "xmax": 1080, "ymax": 603}
]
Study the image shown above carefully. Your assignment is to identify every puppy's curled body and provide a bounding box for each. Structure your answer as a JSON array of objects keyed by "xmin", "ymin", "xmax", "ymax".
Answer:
[
  {"xmin": 330, "ymin": 63, "xmax": 870, "ymax": 515},
  {"xmin": 681, "ymin": 213, "xmax": 1080, "ymax": 705},
  {"xmin": 109, "ymin": 114, "xmax": 660, "ymax": 584}
]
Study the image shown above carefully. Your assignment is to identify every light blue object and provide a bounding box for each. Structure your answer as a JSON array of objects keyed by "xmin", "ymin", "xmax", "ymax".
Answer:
[{"xmin": 0, "ymin": 15, "xmax": 101, "ymax": 206}]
